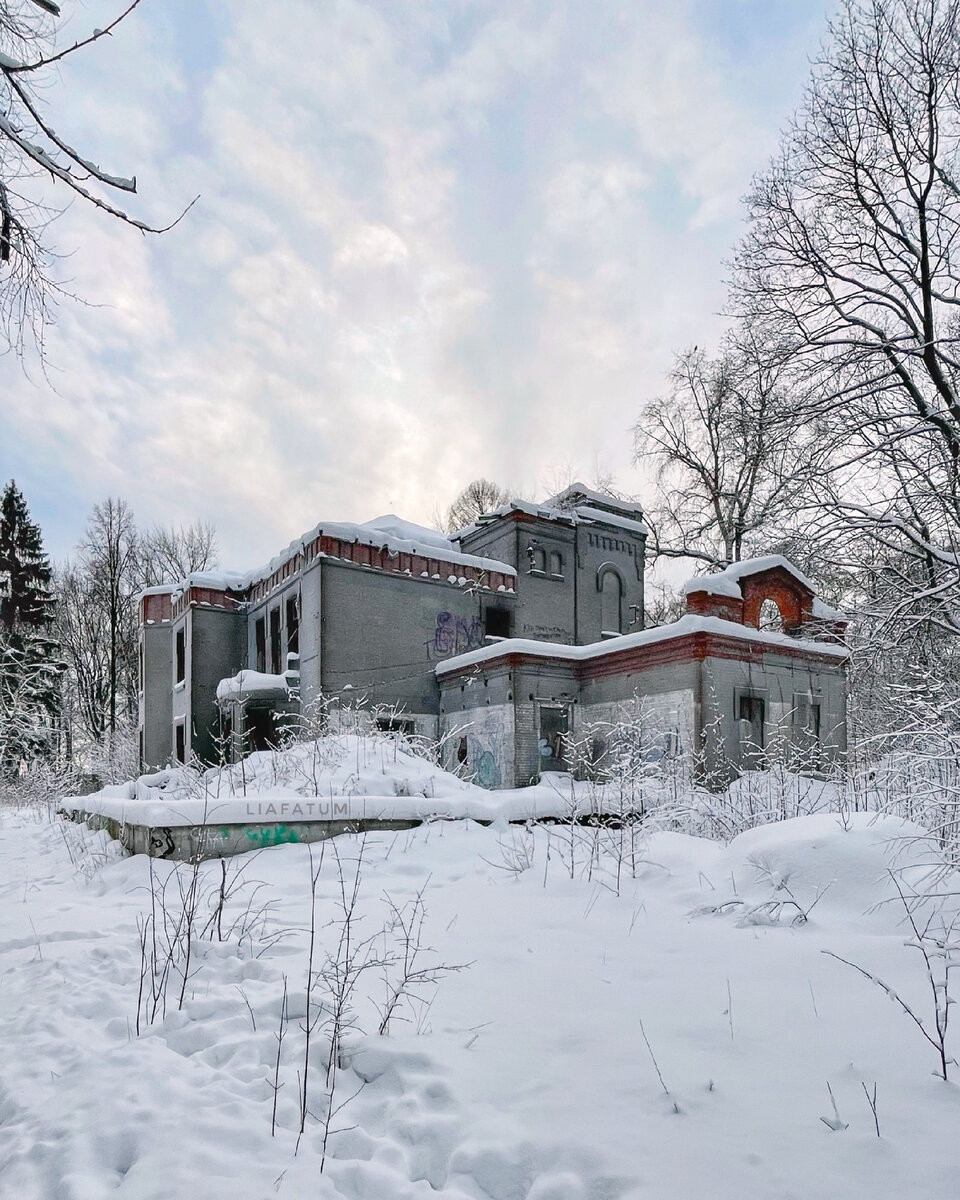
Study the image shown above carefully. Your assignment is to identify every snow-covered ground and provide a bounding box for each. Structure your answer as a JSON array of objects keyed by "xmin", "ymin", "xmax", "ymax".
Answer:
[{"xmin": 2, "ymin": 782, "xmax": 959, "ymax": 1198}]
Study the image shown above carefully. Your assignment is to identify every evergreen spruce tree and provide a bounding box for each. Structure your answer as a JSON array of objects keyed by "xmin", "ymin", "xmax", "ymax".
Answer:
[
  {"xmin": 0, "ymin": 482, "xmax": 61, "ymax": 776},
  {"xmin": 0, "ymin": 480, "xmax": 55, "ymax": 632}
]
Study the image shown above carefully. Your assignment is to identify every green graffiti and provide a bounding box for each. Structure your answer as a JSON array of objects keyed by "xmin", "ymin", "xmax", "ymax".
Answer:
[
  {"xmin": 476, "ymin": 749, "xmax": 500, "ymax": 788},
  {"xmin": 241, "ymin": 824, "xmax": 302, "ymax": 848}
]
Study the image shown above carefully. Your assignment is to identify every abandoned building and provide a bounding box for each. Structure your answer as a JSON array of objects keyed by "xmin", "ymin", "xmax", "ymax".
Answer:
[{"xmin": 138, "ymin": 485, "xmax": 848, "ymax": 787}]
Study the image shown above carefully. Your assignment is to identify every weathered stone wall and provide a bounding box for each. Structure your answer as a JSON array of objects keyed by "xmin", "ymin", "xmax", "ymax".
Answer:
[
  {"xmin": 140, "ymin": 622, "xmax": 173, "ymax": 770},
  {"xmin": 700, "ymin": 650, "xmax": 847, "ymax": 782}
]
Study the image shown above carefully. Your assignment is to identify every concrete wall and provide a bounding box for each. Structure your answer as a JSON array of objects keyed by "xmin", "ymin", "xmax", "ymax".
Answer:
[
  {"xmin": 319, "ymin": 560, "xmax": 515, "ymax": 722},
  {"xmin": 437, "ymin": 639, "xmax": 846, "ymax": 791},
  {"xmin": 188, "ymin": 607, "xmax": 246, "ymax": 764},
  {"xmin": 578, "ymin": 689, "xmax": 696, "ymax": 763},
  {"xmin": 456, "ymin": 516, "xmax": 577, "ymax": 642},
  {"xmin": 574, "ymin": 524, "xmax": 645, "ymax": 642},
  {"xmin": 299, "ymin": 563, "xmax": 322, "ymax": 706},
  {"xmin": 700, "ymin": 651, "xmax": 847, "ymax": 783},
  {"xmin": 139, "ymin": 623, "xmax": 173, "ymax": 770},
  {"xmin": 170, "ymin": 613, "xmax": 190, "ymax": 763},
  {"xmin": 439, "ymin": 661, "xmax": 516, "ymax": 786},
  {"xmin": 457, "ymin": 512, "xmax": 646, "ymax": 646}
]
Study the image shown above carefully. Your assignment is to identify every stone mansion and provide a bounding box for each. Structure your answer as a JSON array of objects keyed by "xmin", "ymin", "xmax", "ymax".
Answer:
[{"xmin": 138, "ymin": 485, "xmax": 848, "ymax": 788}]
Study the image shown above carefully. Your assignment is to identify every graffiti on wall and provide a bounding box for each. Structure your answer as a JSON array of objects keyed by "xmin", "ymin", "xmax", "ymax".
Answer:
[
  {"xmin": 473, "ymin": 730, "xmax": 504, "ymax": 787},
  {"xmin": 430, "ymin": 611, "xmax": 483, "ymax": 658}
]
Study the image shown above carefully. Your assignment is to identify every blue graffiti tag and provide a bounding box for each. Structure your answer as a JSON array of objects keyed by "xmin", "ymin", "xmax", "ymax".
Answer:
[{"xmin": 432, "ymin": 612, "xmax": 482, "ymax": 657}]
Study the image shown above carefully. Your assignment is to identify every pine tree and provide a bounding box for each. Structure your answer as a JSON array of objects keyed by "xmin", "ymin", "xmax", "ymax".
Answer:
[
  {"xmin": 0, "ymin": 480, "xmax": 54, "ymax": 632},
  {"xmin": 0, "ymin": 482, "xmax": 61, "ymax": 776}
]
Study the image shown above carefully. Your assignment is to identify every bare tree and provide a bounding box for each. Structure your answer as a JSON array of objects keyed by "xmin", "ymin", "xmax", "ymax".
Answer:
[
  {"xmin": 732, "ymin": 0, "xmax": 960, "ymax": 634},
  {"xmin": 79, "ymin": 498, "xmax": 138, "ymax": 735},
  {"xmin": 634, "ymin": 335, "xmax": 816, "ymax": 568},
  {"xmin": 136, "ymin": 520, "xmax": 218, "ymax": 588},
  {"xmin": 55, "ymin": 556, "xmax": 121, "ymax": 754},
  {"xmin": 443, "ymin": 479, "xmax": 509, "ymax": 532},
  {"xmin": 0, "ymin": 0, "xmax": 194, "ymax": 354}
]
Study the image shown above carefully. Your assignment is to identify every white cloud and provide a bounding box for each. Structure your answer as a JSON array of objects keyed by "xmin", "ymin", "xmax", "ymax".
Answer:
[{"xmin": 0, "ymin": 0, "xmax": 823, "ymax": 565}]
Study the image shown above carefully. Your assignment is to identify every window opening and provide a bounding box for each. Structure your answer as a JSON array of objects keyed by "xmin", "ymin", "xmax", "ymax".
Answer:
[
  {"xmin": 375, "ymin": 717, "xmax": 415, "ymax": 736},
  {"xmin": 255, "ymin": 617, "xmax": 266, "ymax": 673},
  {"xmin": 758, "ymin": 598, "xmax": 783, "ymax": 631},
  {"xmin": 792, "ymin": 696, "xmax": 822, "ymax": 763},
  {"xmin": 484, "ymin": 606, "xmax": 511, "ymax": 638},
  {"xmin": 269, "ymin": 608, "xmax": 282, "ymax": 675},
  {"xmin": 601, "ymin": 571, "xmax": 622, "ymax": 634},
  {"xmin": 286, "ymin": 595, "xmax": 300, "ymax": 656},
  {"xmin": 737, "ymin": 693, "xmax": 765, "ymax": 770},
  {"xmin": 175, "ymin": 722, "xmax": 185, "ymax": 764},
  {"xmin": 538, "ymin": 705, "xmax": 570, "ymax": 772},
  {"xmin": 175, "ymin": 628, "xmax": 185, "ymax": 684}
]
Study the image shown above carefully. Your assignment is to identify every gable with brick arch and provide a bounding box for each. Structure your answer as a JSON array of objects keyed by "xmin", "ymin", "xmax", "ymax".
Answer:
[{"xmin": 682, "ymin": 556, "xmax": 845, "ymax": 639}]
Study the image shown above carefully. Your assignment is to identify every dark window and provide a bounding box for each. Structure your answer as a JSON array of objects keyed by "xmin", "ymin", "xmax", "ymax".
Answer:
[
  {"xmin": 269, "ymin": 608, "xmax": 281, "ymax": 674},
  {"xmin": 255, "ymin": 617, "xmax": 266, "ymax": 673},
  {"xmin": 738, "ymin": 694, "xmax": 766, "ymax": 760},
  {"xmin": 601, "ymin": 571, "xmax": 622, "ymax": 634},
  {"xmin": 246, "ymin": 708, "xmax": 274, "ymax": 752},
  {"xmin": 457, "ymin": 736, "xmax": 468, "ymax": 765},
  {"xmin": 484, "ymin": 606, "xmax": 511, "ymax": 638},
  {"xmin": 139, "ymin": 640, "xmax": 144, "ymax": 692},
  {"xmin": 175, "ymin": 628, "xmax": 185, "ymax": 684},
  {"xmin": 175, "ymin": 722, "xmax": 185, "ymax": 764},
  {"xmin": 286, "ymin": 595, "xmax": 300, "ymax": 657},
  {"xmin": 375, "ymin": 717, "xmax": 415, "ymax": 736}
]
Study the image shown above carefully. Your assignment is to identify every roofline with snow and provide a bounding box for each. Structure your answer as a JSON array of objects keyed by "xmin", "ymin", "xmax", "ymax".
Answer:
[{"xmin": 435, "ymin": 613, "xmax": 848, "ymax": 681}]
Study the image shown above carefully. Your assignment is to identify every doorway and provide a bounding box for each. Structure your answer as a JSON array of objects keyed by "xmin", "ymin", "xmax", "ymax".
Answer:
[{"xmin": 538, "ymin": 704, "xmax": 570, "ymax": 773}]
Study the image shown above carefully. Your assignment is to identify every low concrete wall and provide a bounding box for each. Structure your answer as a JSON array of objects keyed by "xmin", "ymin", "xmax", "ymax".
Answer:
[{"xmin": 71, "ymin": 809, "xmax": 422, "ymax": 862}]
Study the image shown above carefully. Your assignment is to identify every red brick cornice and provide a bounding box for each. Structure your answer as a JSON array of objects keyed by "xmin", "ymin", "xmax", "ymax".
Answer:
[{"xmin": 437, "ymin": 630, "xmax": 848, "ymax": 683}]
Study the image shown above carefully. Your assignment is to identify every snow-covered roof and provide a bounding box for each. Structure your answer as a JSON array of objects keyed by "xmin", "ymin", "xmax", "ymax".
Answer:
[
  {"xmin": 454, "ymin": 485, "xmax": 648, "ymax": 540},
  {"xmin": 142, "ymin": 513, "xmax": 516, "ymax": 605},
  {"xmin": 216, "ymin": 669, "xmax": 291, "ymax": 703},
  {"xmin": 546, "ymin": 482, "xmax": 644, "ymax": 519},
  {"xmin": 435, "ymin": 613, "xmax": 848, "ymax": 678},
  {"xmin": 682, "ymin": 556, "xmax": 818, "ymax": 600},
  {"xmin": 811, "ymin": 597, "xmax": 847, "ymax": 623},
  {"xmin": 358, "ymin": 514, "xmax": 454, "ymax": 552}
]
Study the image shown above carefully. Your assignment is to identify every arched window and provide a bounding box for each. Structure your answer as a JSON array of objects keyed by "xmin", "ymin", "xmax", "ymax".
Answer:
[
  {"xmin": 601, "ymin": 570, "xmax": 622, "ymax": 634},
  {"xmin": 758, "ymin": 598, "xmax": 783, "ymax": 631}
]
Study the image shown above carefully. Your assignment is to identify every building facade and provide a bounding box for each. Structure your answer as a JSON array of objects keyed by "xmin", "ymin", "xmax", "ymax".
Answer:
[
  {"xmin": 137, "ymin": 489, "xmax": 847, "ymax": 788},
  {"xmin": 137, "ymin": 486, "xmax": 648, "ymax": 772}
]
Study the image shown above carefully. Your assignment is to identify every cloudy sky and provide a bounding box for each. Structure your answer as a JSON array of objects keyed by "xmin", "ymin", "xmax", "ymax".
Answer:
[{"xmin": 1, "ymin": 0, "xmax": 828, "ymax": 567}]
